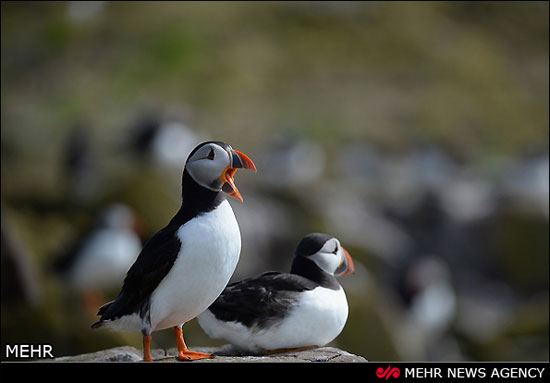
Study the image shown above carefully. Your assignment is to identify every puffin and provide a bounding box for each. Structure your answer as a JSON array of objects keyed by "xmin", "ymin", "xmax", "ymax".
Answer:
[
  {"xmin": 92, "ymin": 141, "xmax": 256, "ymax": 361},
  {"xmin": 197, "ymin": 233, "xmax": 355, "ymax": 354},
  {"xmin": 52, "ymin": 204, "xmax": 142, "ymax": 314},
  {"xmin": 128, "ymin": 112, "xmax": 205, "ymax": 172}
]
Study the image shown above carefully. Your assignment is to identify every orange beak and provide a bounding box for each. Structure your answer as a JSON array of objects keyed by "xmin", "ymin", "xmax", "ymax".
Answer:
[
  {"xmin": 221, "ymin": 149, "xmax": 257, "ymax": 202},
  {"xmin": 338, "ymin": 247, "xmax": 355, "ymax": 276}
]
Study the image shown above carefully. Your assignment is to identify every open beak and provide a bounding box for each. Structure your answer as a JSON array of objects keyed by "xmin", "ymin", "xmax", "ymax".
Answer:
[
  {"xmin": 221, "ymin": 149, "xmax": 257, "ymax": 202},
  {"xmin": 336, "ymin": 247, "xmax": 355, "ymax": 277}
]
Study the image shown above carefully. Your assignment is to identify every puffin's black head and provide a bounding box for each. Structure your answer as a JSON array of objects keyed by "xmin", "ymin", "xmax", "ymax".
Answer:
[
  {"xmin": 185, "ymin": 141, "xmax": 256, "ymax": 202},
  {"xmin": 293, "ymin": 233, "xmax": 355, "ymax": 277}
]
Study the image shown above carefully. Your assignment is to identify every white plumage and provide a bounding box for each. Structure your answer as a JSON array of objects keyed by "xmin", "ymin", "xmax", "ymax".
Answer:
[{"xmin": 150, "ymin": 200, "xmax": 241, "ymax": 331}]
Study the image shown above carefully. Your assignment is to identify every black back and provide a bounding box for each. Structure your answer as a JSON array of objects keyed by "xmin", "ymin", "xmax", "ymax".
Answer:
[{"xmin": 207, "ymin": 271, "xmax": 319, "ymax": 329}]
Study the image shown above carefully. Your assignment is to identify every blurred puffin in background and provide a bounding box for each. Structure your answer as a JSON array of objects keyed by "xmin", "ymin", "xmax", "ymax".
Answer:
[
  {"xmin": 52, "ymin": 204, "xmax": 143, "ymax": 315},
  {"xmin": 258, "ymin": 132, "xmax": 325, "ymax": 190},
  {"xmin": 61, "ymin": 123, "xmax": 101, "ymax": 206},
  {"xmin": 128, "ymin": 112, "xmax": 206, "ymax": 172}
]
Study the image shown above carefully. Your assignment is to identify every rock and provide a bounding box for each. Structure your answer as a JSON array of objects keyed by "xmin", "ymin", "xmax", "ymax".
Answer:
[
  {"xmin": 53, "ymin": 346, "xmax": 166, "ymax": 362},
  {"xmin": 53, "ymin": 345, "xmax": 367, "ymax": 363}
]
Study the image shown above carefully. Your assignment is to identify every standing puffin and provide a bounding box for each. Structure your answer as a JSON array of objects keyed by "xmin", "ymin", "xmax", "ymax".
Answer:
[
  {"xmin": 92, "ymin": 141, "xmax": 256, "ymax": 361},
  {"xmin": 198, "ymin": 233, "xmax": 355, "ymax": 354}
]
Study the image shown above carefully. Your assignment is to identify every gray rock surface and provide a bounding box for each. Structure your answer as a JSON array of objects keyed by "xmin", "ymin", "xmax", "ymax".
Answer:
[{"xmin": 54, "ymin": 345, "xmax": 367, "ymax": 363}]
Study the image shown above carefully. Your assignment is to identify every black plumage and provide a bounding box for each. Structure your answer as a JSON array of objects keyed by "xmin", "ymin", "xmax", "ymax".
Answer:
[
  {"xmin": 289, "ymin": 254, "xmax": 340, "ymax": 290},
  {"xmin": 295, "ymin": 233, "xmax": 333, "ymax": 256},
  {"xmin": 208, "ymin": 271, "xmax": 318, "ymax": 329}
]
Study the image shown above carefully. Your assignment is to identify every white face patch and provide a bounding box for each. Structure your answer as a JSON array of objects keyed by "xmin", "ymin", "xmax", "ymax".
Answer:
[
  {"xmin": 186, "ymin": 143, "xmax": 231, "ymax": 191},
  {"xmin": 309, "ymin": 238, "xmax": 344, "ymax": 275}
]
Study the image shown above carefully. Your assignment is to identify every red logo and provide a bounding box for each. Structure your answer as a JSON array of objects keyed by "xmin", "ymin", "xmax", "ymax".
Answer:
[{"xmin": 376, "ymin": 366, "xmax": 401, "ymax": 380}]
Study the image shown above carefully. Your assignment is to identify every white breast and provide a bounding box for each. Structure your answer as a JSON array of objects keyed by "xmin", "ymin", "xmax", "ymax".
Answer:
[
  {"xmin": 149, "ymin": 199, "xmax": 241, "ymax": 331},
  {"xmin": 278, "ymin": 286, "xmax": 348, "ymax": 347},
  {"xmin": 199, "ymin": 285, "xmax": 349, "ymax": 353}
]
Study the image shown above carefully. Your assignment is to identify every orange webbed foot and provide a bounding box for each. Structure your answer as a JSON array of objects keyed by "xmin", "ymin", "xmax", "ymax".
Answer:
[
  {"xmin": 173, "ymin": 326, "xmax": 215, "ymax": 361},
  {"xmin": 177, "ymin": 350, "xmax": 215, "ymax": 361}
]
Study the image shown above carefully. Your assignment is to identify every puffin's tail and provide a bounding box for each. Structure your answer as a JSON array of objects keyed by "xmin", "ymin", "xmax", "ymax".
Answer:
[
  {"xmin": 90, "ymin": 320, "xmax": 104, "ymax": 329},
  {"xmin": 90, "ymin": 300, "xmax": 114, "ymax": 329}
]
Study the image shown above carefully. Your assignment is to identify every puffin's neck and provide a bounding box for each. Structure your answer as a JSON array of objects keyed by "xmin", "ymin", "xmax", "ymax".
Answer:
[
  {"xmin": 290, "ymin": 255, "xmax": 340, "ymax": 290},
  {"xmin": 169, "ymin": 169, "xmax": 225, "ymax": 227}
]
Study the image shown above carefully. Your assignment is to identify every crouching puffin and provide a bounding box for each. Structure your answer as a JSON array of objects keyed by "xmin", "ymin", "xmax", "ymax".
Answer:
[
  {"xmin": 197, "ymin": 233, "xmax": 355, "ymax": 354},
  {"xmin": 92, "ymin": 141, "xmax": 256, "ymax": 361}
]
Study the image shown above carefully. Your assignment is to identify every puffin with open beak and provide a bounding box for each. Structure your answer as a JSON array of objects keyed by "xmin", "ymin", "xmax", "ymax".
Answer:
[
  {"xmin": 92, "ymin": 141, "xmax": 256, "ymax": 361},
  {"xmin": 198, "ymin": 233, "xmax": 355, "ymax": 354}
]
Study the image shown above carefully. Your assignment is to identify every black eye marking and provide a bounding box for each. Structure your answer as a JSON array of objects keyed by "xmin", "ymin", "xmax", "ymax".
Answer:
[
  {"xmin": 332, "ymin": 246, "xmax": 338, "ymax": 254},
  {"xmin": 207, "ymin": 148, "xmax": 215, "ymax": 160}
]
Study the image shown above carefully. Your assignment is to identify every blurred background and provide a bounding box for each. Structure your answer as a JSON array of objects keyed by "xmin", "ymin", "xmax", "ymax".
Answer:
[{"xmin": 1, "ymin": 1, "xmax": 548, "ymax": 361}]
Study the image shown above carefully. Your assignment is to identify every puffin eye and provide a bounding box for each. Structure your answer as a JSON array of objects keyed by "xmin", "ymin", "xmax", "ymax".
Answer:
[
  {"xmin": 207, "ymin": 148, "xmax": 215, "ymax": 160},
  {"xmin": 332, "ymin": 245, "xmax": 338, "ymax": 254}
]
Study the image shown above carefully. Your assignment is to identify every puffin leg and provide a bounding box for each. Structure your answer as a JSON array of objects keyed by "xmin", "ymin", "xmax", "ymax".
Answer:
[
  {"xmin": 265, "ymin": 345, "xmax": 317, "ymax": 355},
  {"xmin": 174, "ymin": 326, "xmax": 214, "ymax": 361},
  {"xmin": 142, "ymin": 334, "xmax": 153, "ymax": 362}
]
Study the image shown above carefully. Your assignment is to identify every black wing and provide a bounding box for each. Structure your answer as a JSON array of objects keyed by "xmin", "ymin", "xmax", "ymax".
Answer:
[
  {"xmin": 208, "ymin": 272, "xmax": 318, "ymax": 329},
  {"xmin": 93, "ymin": 225, "xmax": 181, "ymax": 325}
]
